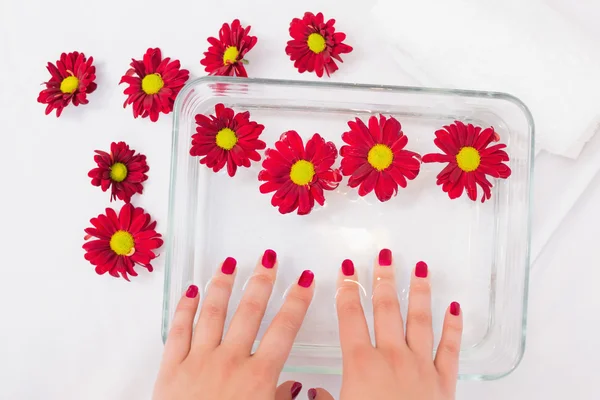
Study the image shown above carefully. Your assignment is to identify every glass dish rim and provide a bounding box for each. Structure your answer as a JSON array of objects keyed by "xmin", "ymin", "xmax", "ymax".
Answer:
[{"xmin": 162, "ymin": 76, "xmax": 535, "ymax": 381}]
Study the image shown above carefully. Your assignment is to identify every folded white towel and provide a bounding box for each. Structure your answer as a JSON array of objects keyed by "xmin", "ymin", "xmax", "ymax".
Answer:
[{"xmin": 371, "ymin": 0, "xmax": 600, "ymax": 158}]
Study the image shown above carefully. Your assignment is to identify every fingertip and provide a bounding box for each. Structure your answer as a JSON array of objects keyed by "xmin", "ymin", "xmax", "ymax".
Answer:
[
  {"xmin": 221, "ymin": 256, "xmax": 237, "ymax": 275},
  {"xmin": 185, "ymin": 284, "xmax": 199, "ymax": 298},
  {"xmin": 298, "ymin": 269, "xmax": 314, "ymax": 288},
  {"xmin": 378, "ymin": 248, "xmax": 392, "ymax": 266},
  {"xmin": 450, "ymin": 301, "xmax": 461, "ymax": 316},
  {"xmin": 262, "ymin": 249, "xmax": 277, "ymax": 269},
  {"xmin": 341, "ymin": 258, "xmax": 355, "ymax": 276}
]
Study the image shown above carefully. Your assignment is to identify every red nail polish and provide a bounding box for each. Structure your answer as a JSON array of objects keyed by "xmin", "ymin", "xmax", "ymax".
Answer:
[
  {"xmin": 378, "ymin": 248, "xmax": 392, "ymax": 266},
  {"xmin": 221, "ymin": 257, "xmax": 237, "ymax": 275},
  {"xmin": 450, "ymin": 301, "xmax": 461, "ymax": 316},
  {"xmin": 291, "ymin": 382, "xmax": 302, "ymax": 399},
  {"xmin": 308, "ymin": 388, "xmax": 317, "ymax": 399},
  {"xmin": 415, "ymin": 261, "xmax": 428, "ymax": 278},
  {"xmin": 341, "ymin": 259, "xmax": 355, "ymax": 276},
  {"xmin": 262, "ymin": 249, "xmax": 277, "ymax": 269},
  {"xmin": 185, "ymin": 285, "xmax": 198, "ymax": 298},
  {"xmin": 298, "ymin": 270, "xmax": 314, "ymax": 288}
]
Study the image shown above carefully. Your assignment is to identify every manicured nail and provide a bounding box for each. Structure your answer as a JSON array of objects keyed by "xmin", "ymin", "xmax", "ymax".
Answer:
[
  {"xmin": 185, "ymin": 284, "xmax": 198, "ymax": 298},
  {"xmin": 221, "ymin": 257, "xmax": 237, "ymax": 275},
  {"xmin": 298, "ymin": 270, "xmax": 314, "ymax": 288},
  {"xmin": 378, "ymin": 248, "xmax": 392, "ymax": 266},
  {"xmin": 308, "ymin": 388, "xmax": 317, "ymax": 399},
  {"xmin": 342, "ymin": 259, "xmax": 355, "ymax": 276},
  {"xmin": 415, "ymin": 261, "xmax": 428, "ymax": 278},
  {"xmin": 450, "ymin": 301, "xmax": 461, "ymax": 316},
  {"xmin": 262, "ymin": 249, "xmax": 277, "ymax": 269},
  {"xmin": 291, "ymin": 382, "xmax": 302, "ymax": 399}
]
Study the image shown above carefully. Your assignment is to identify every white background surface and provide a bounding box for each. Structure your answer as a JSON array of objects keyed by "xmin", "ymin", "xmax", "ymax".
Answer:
[{"xmin": 1, "ymin": 0, "xmax": 599, "ymax": 398}]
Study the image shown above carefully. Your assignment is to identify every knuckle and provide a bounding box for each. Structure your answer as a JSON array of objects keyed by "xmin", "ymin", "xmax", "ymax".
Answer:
[
  {"xmin": 408, "ymin": 309, "xmax": 432, "ymax": 326},
  {"xmin": 202, "ymin": 302, "xmax": 225, "ymax": 321},
  {"xmin": 337, "ymin": 297, "xmax": 363, "ymax": 316},
  {"xmin": 349, "ymin": 345, "xmax": 374, "ymax": 365},
  {"xmin": 168, "ymin": 323, "xmax": 188, "ymax": 338},
  {"xmin": 249, "ymin": 273, "xmax": 275, "ymax": 289},
  {"xmin": 275, "ymin": 310, "xmax": 302, "ymax": 333},
  {"xmin": 238, "ymin": 298, "xmax": 265, "ymax": 317},
  {"xmin": 372, "ymin": 294, "xmax": 398, "ymax": 314},
  {"xmin": 410, "ymin": 280, "xmax": 431, "ymax": 295},
  {"xmin": 287, "ymin": 291, "xmax": 311, "ymax": 309},
  {"xmin": 210, "ymin": 278, "xmax": 232, "ymax": 293},
  {"xmin": 438, "ymin": 339, "xmax": 461, "ymax": 355}
]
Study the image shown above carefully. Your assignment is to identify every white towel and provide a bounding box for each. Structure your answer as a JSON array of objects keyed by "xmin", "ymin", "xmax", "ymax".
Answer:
[{"xmin": 371, "ymin": 0, "xmax": 600, "ymax": 158}]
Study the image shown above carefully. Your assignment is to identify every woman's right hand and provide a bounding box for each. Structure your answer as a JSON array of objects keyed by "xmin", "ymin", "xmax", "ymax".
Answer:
[{"xmin": 316, "ymin": 249, "xmax": 463, "ymax": 400}]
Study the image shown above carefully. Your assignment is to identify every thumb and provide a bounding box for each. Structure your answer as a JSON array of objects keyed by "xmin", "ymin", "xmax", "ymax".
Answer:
[
  {"xmin": 275, "ymin": 381, "xmax": 304, "ymax": 400},
  {"xmin": 307, "ymin": 387, "xmax": 335, "ymax": 400}
]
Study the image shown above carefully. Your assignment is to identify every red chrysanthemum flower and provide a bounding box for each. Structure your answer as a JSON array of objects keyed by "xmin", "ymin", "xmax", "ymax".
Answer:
[
  {"xmin": 285, "ymin": 12, "xmax": 353, "ymax": 77},
  {"xmin": 37, "ymin": 51, "xmax": 97, "ymax": 117},
  {"xmin": 340, "ymin": 115, "xmax": 421, "ymax": 202},
  {"xmin": 88, "ymin": 141, "xmax": 149, "ymax": 203},
  {"xmin": 83, "ymin": 204, "xmax": 163, "ymax": 281},
  {"xmin": 190, "ymin": 103, "xmax": 266, "ymax": 177},
  {"xmin": 259, "ymin": 131, "xmax": 342, "ymax": 215},
  {"xmin": 119, "ymin": 48, "xmax": 189, "ymax": 122},
  {"xmin": 200, "ymin": 19, "xmax": 258, "ymax": 77},
  {"xmin": 422, "ymin": 121, "xmax": 511, "ymax": 202}
]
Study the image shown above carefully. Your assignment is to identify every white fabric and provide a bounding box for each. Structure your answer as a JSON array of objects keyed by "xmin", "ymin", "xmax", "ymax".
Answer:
[{"xmin": 371, "ymin": 0, "xmax": 600, "ymax": 158}]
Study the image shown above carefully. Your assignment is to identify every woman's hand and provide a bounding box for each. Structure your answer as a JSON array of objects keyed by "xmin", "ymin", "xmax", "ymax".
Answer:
[
  {"xmin": 153, "ymin": 250, "xmax": 315, "ymax": 400},
  {"xmin": 333, "ymin": 249, "xmax": 463, "ymax": 400}
]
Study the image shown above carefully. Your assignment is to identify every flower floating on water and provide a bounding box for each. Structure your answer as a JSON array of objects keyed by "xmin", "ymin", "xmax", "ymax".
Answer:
[
  {"xmin": 83, "ymin": 204, "xmax": 163, "ymax": 281},
  {"xmin": 190, "ymin": 103, "xmax": 266, "ymax": 177},
  {"xmin": 119, "ymin": 48, "xmax": 189, "ymax": 122},
  {"xmin": 37, "ymin": 51, "xmax": 97, "ymax": 117},
  {"xmin": 259, "ymin": 131, "xmax": 342, "ymax": 215},
  {"xmin": 285, "ymin": 12, "xmax": 353, "ymax": 77},
  {"xmin": 200, "ymin": 19, "xmax": 258, "ymax": 77},
  {"xmin": 422, "ymin": 121, "xmax": 511, "ymax": 202},
  {"xmin": 340, "ymin": 115, "xmax": 421, "ymax": 202},
  {"xmin": 88, "ymin": 141, "xmax": 149, "ymax": 203}
]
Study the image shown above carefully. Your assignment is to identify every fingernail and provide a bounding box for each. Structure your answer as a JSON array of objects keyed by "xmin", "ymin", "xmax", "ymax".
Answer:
[
  {"xmin": 450, "ymin": 301, "xmax": 461, "ymax": 316},
  {"xmin": 291, "ymin": 382, "xmax": 302, "ymax": 399},
  {"xmin": 221, "ymin": 257, "xmax": 237, "ymax": 275},
  {"xmin": 298, "ymin": 270, "xmax": 314, "ymax": 288},
  {"xmin": 308, "ymin": 388, "xmax": 317, "ymax": 399},
  {"xmin": 185, "ymin": 285, "xmax": 198, "ymax": 298},
  {"xmin": 341, "ymin": 259, "xmax": 355, "ymax": 276},
  {"xmin": 378, "ymin": 248, "xmax": 392, "ymax": 266},
  {"xmin": 415, "ymin": 261, "xmax": 428, "ymax": 278},
  {"xmin": 262, "ymin": 249, "xmax": 277, "ymax": 269}
]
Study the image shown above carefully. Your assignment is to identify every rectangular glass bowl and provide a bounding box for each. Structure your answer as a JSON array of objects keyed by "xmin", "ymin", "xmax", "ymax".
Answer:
[{"xmin": 162, "ymin": 76, "xmax": 534, "ymax": 380}]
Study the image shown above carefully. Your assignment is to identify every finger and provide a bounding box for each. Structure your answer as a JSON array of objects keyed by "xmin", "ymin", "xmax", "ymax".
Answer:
[
  {"xmin": 275, "ymin": 381, "xmax": 303, "ymax": 400},
  {"xmin": 191, "ymin": 257, "xmax": 237, "ymax": 352},
  {"xmin": 224, "ymin": 249, "xmax": 278, "ymax": 353},
  {"xmin": 406, "ymin": 261, "xmax": 433, "ymax": 357},
  {"xmin": 372, "ymin": 249, "xmax": 406, "ymax": 350},
  {"xmin": 435, "ymin": 302, "xmax": 463, "ymax": 388},
  {"xmin": 162, "ymin": 285, "xmax": 200, "ymax": 366},
  {"xmin": 255, "ymin": 270, "xmax": 315, "ymax": 371},
  {"xmin": 308, "ymin": 388, "xmax": 335, "ymax": 400},
  {"xmin": 336, "ymin": 259, "xmax": 371, "ymax": 354}
]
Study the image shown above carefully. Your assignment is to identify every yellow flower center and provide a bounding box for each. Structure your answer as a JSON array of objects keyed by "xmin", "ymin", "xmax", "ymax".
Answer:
[
  {"xmin": 223, "ymin": 46, "xmax": 240, "ymax": 65},
  {"xmin": 456, "ymin": 146, "xmax": 481, "ymax": 172},
  {"xmin": 290, "ymin": 160, "xmax": 315, "ymax": 186},
  {"xmin": 109, "ymin": 230, "xmax": 135, "ymax": 256},
  {"xmin": 367, "ymin": 144, "xmax": 394, "ymax": 171},
  {"xmin": 307, "ymin": 33, "xmax": 326, "ymax": 54},
  {"xmin": 110, "ymin": 162, "xmax": 128, "ymax": 182},
  {"xmin": 141, "ymin": 73, "xmax": 164, "ymax": 95},
  {"xmin": 215, "ymin": 128, "xmax": 238, "ymax": 150},
  {"xmin": 60, "ymin": 76, "xmax": 79, "ymax": 94}
]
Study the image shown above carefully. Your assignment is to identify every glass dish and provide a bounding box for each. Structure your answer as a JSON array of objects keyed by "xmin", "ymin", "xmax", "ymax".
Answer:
[{"xmin": 162, "ymin": 76, "xmax": 534, "ymax": 380}]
